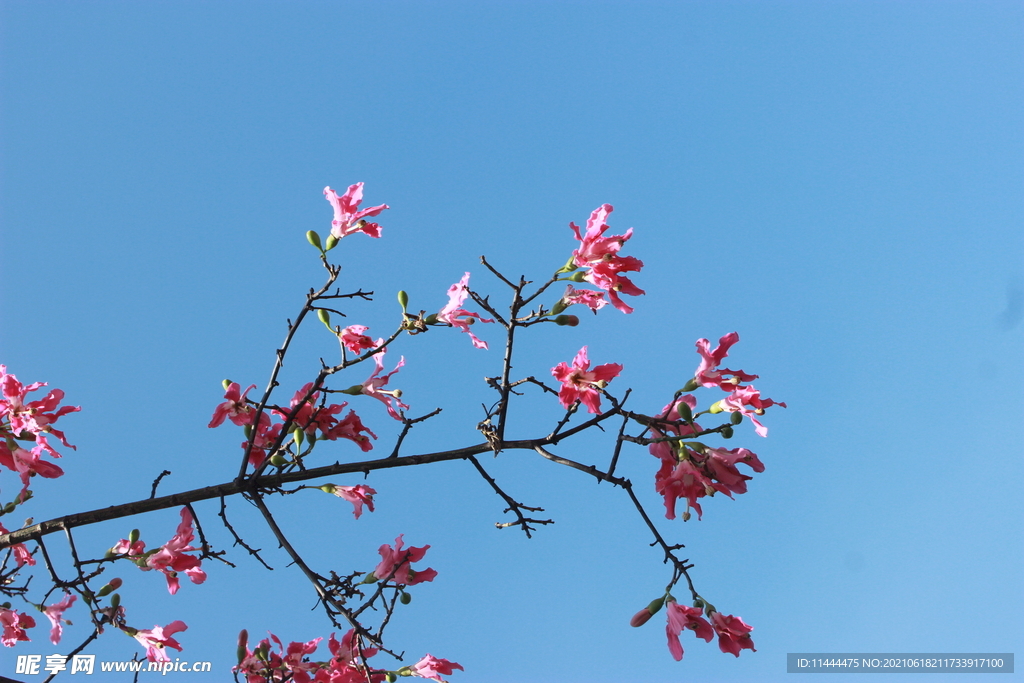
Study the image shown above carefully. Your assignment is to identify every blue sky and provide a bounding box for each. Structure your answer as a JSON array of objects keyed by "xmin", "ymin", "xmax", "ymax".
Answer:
[{"xmin": 1, "ymin": 2, "xmax": 1021, "ymax": 681}]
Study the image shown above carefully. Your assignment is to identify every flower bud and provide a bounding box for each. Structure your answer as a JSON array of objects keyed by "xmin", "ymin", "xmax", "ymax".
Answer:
[
  {"xmin": 292, "ymin": 426, "xmax": 304, "ymax": 448},
  {"xmin": 306, "ymin": 230, "xmax": 323, "ymax": 250},
  {"xmin": 680, "ymin": 378, "xmax": 700, "ymax": 393},
  {"xmin": 128, "ymin": 529, "xmax": 140, "ymax": 544},
  {"xmin": 397, "ymin": 290, "xmax": 409, "ymax": 312},
  {"xmin": 317, "ymin": 309, "xmax": 331, "ymax": 328},
  {"xmin": 569, "ymin": 271, "xmax": 588, "ymax": 283},
  {"xmin": 386, "ymin": 673, "xmax": 398, "ymax": 683},
  {"xmin": 97, "ymin": 578, "xmax": 123, "ymax": 597},
  {"xmin": 324, "ymin": 234, "xmax": 339, "ymax": 252},
  {"xmin": 720, "ymin": 425, "xmax": 734, "ymax": 439},
  {"xmin": 424, "ymin": 313, "xmax": 439, "ymax": 325},
  {"xmin": 676, "ymin": 402, "xmax": 692, "ymax": 422},
  {"xmin": 3, "ymin": 502, "xmax": 15, "ymax": 514},
  {"xmin": 555, "ymin": 254, "xmax": 579, "ymax": 274},
  {"xmin": 222, "ymin": 379, "xmax": 233, "ymax": 391},
  {"xmin": 629, "ymin": 608, "xmax": 654, "ymax": 627},
  {"xmin": 554, "ymin": 315, "xmax": 579, "ymax": 327},
  {"xmin": 400, "ymin": 591, "xmax": 412, "ymax": 605},
  {"xmin": 708, "ymin": 400, "xmax": 724, "ymax": 414},
  {"xmin": 269, "ymin": 454, "xmax": 288, "ymax": 467},
  {"xmin": 550, "ymin": 300, "xmax": 568, "ymax": 315},
  {"xmin": 730, "ymin": 412, "xmax": 743, "ymax": 425},
  {"xmin": 109, "ymin": 593, "xmax": 120, "ymax": 610},
  {"xmin": 360, "ymin": 572, "xmax": 379, "ymax": 584}
]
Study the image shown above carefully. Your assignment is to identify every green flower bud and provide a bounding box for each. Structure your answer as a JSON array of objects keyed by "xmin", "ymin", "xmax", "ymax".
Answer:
[
  {"xmin": 306, "ymin": 230, "xmax": 323, "ymax": 250},
  {"xmin": 317, "ymin": 309, "xmax": 331, "ymax": 328},
  {"xmin": 708, "ymin": 400, "xmax": 724, "ymax": 414},
  {"xmin": 397, "ymin": 290, "xmax": 409, "ymax": 312},
  {"xmin": 676, "ymin": 402, "xmax": 693, "ymax": 422},
  {"xmin": 222, "ymin": 379, "xmax": 233, "ymax": 391},
  {"xmin": 128, "ymin": 529, "xmax": 140, "ymax": 544},
  {"xmin": 386, "ymin": 673, "xmax": 398, "ymax": 683},
  {"xmin": 554, "ymin": 315, "xmax": 580, "ymax": 327},
  {"xmin": 292, "ymin": 426, "xmax": 304, "ymax": 448},
  {"xmin": 730, "ymin": 412, "xmax": 743, "ymax": 425},
  {"xmin": 109, "ymin": 593, "xmax": 120, "ymax": 610},
  {"xmin": 237, "ymin": 645, "xmax": 248, "ymax": 664},
  {"xmin": 680, "ymin": 378, "xmax": 700, "ymax": 393},
  {"xmin": 324, "ymin": 234, "xmax": 339, "ymax": 252},
  {"xmin": 720, "ymin": 425, "xmax": 734, "ymax": 439},
  {"xmin": 646, "ymin": 596, "xmax": 665, "ymax": 615},
  {"xmin": 3, "ymin": 502, "xmax": 16, "ymax": 514},
  {"xmin": 555, "ymin": 254, "xmax": 579, "ymax": 275},
  {"xmin": 550, "ymin": 300, "xmax": 568, "ymax": 315},
  {"xmin": 569, "ymin": 271, "xmax": 588, "ymax": 282},
  {"xmin": 424, "ymin": 313, "xmax": 439, "ymax": 325},
  {"xmin": 269, "ymin": 454, "xmax": 288, "ymax": 467},
  {"xmin": 400, "ymin": 591, "xmax": 412, "ymax": 605}
]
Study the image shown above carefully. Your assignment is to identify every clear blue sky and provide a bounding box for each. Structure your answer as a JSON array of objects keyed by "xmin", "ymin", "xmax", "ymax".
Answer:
[{"xmin": 1, "ymin": 2, "xmax": 1021, "ymax": 682}]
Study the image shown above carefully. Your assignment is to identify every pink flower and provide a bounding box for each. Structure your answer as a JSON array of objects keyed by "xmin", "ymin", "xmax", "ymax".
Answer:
[
  {"xmin": 0, "ymin": 443, "xmax": 65, "ymax": 495},
  {"xmin": 560, "ymin": 285, "xmax": 607, "ymax": 312},
  {"xmin": 655, "ymin": 458, "xmax": 712, "ymax": 520},
  {"xmin": 44, "ymin": 593, "xmax": 76, "ymax": 644},
  {"xmin": 0, "ymin": 607, "xmax": 35, "ymax": 647},
  {"xmin": 0, "ymin": 366, "xmax": 79, "ymax": 454},
  {"xmin": 324, "ymin": 184, "xmax": 389, "ymax": 240},
  {"xmin": 717, "ymin": 385, "xmax": 786, "ymax": 437},
  {"xmin": 437, "ymin": 273, "xmax": 494, "ymax": 349},
  {"xmin": 551, "ymin": 347, "xmax": 623, "ymax": 414},
  {"xmin": 145, "ymin": 508, "xmax": 207, "ymax": 595},
  {"xmin": 373, "ymin": 535, "xmax": 437, "ymax": 586},
  {"xmin": 325, "ymin": 484, "xmax": 377, "ymax": 519},
  {"xmin": 209, "ymin": 382, "xmax": 260, "ymax": 428},
  {"xmin": 704, "ymin": 447, "xmax": 764, "ymax": 497},
  {"xmin": 568, "ymin": 205, "xmax": 644, "ymax": 313},
  {"xmin": 694, "ymin": 333, "xmax": 758, "ymax": 391},
  {"xmin": 711, "ymin": 612, "xmax": 756, "ymax": 656},
  {"xmin": 128, "ymin": 620, "xmax": 187, "ymax": 663},
  {"xmin": 665, "ymin": 602, "xmax": 714, "ymax": 661},
  {"xmin": 246, "ymin": 421, "xmax": 283, "ymax": 469},
  {"xmin": 0, "ymin": 521, "xmax": 35, "ymax": 567},
  {"xmin": 360, "ymin": 342, "xmax": 409, "ymax": 420},
  {"xmin": 322, "ymin": 409, "xmax": 377, "ymax": 451},
  {"xmin": 410, "ymin": 654, "xmax": 464, "ymax": 682},
  {"xmin": 340, "ymin": 325, "xmax": 377, "ymax": 355}
]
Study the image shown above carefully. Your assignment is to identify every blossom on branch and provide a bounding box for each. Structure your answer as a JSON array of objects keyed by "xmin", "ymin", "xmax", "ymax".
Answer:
[
  {"xmin": 208, "ymin": 382, "xmax": 260, "ymax": 428},
  {"xmin": 43, "ymin": 593, "xmax": 76, "ymax": 644},
  {"xmin": 143, "ymin": 508, "xmax": 207, "ymax": 595},
  {"xmin": 711, "ymin": 612, "xmax": 756, "ymax": 656},
  {"xmin": 560, "ymin": 284, "xmax": 607, "ymax": 312},
  {"xmin": 0, "ymin": 443, "xmax": 64, "ymax": 495},
  {"xmin": 373, "ymin": 535, "xmax": 437, "ymax": 586},
  {"xmin": 359, "ymin": 342, "xmax": 409, "ymax": 421},
  {"xmin": 568, "ymin": 205, "xmax": 644, "ymax": 313},
  {"xmin": 410, "ymin": 654, "xmax": 465, "ymax": 682},
  {"xmin": 694, "ymin": 333, "xmax": 759, "ymax": 391},
  {"xmin": 665, "ymin": 601, "xmax": 714, "ymax": 661},
  {"xmin": 340, "ymin": 325, "xmax": 377, "ymax": 355},
  {"xmin": 322, "ymin": 484, "xmax": 377, "ymax": 519},
  {"xmin": 716, "ymin": 385, "xmax": 787, "ymax": 437},
  {"xmin": 127, "ymin": 620, "xmax": 187, "ymax": 663},
  {"xmin": 551, "ymin": 346, "xmax": 623, "ymax": 414},
  {"xmin": 0, "ymin": 365, "xmax": 79, "ymax": 456},
  {"xmin": 322, "ymin": 409, "xmax": 377, "ymax": 451},
  {"xmin": 437, "ymin": 273, "xmax": 494, "ymax": 350},
  {"xmin": 324, "ymin": 183, "xmax": 389, "ymax": 240},
  {"xmin": 0, "ymin": 607, "xmax": 35, "ymax": 647}
]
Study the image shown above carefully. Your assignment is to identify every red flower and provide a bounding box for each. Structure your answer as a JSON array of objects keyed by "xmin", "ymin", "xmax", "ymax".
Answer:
[
  {"xmin": 711, "ymin": 612, "xmax": 756, "ymax": 657},
  {"xmin": 323, "ymin": 184, "xmax": 388, "ymax": 240},
  {"xmin": 665, "ymin": 601, "xmax": 713, "ymax": 661}
]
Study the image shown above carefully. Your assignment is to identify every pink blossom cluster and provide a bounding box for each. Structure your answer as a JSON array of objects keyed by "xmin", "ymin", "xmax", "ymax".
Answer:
[
  {"xmin": 566, "ymin": 204, "xmax": 645, "ymax": 314},
  {"xmin": 111, "ymin": 507, "xmax": 207, "ymax": 595},
  {"xmin": 663, "ymin": 602, "xmax": 755, "ymax": 661},
  {"xmin": 0, "ymin": 365, "xmax": 79, "ymax": 496},
  {"xmin": 650, "ymin": 333, "xmax": 784, "ymax": 521},
  {"xmin": 695, "ymin": 332, "xmax": 786, "ymax": 437},
  {"xmin": 236, "ymin": 629, "xmax": 463, "ymax": 683}
]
